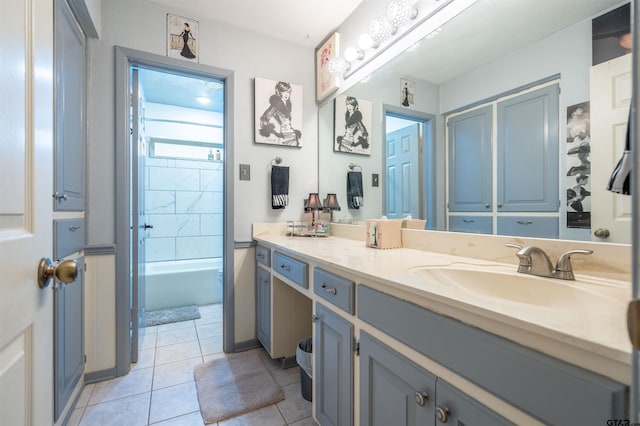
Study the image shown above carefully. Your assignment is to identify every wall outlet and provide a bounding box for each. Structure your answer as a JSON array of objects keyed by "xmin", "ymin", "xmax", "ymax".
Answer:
[
  {"xmin": 372, "ymin": 173, "xmax": 379, "ymax": 187},
  {"xmin": 239, "ymin": 164, "xmax": 250, "ymax": 181}
]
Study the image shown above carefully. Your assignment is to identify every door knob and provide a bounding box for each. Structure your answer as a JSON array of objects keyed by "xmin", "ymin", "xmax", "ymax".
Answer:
[
  {"xmin": 594, "ymin": 228, "xmax": 610, "ymax": 238},
  {"xmin": 143, "ymin": 224, "xmax": 153, "ymax": 229},
  {"xmin": 37, "ymin": 258, "xmax": 78, "ymax": 289}
]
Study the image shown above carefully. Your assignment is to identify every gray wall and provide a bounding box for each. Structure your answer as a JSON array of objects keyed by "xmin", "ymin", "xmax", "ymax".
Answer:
[{"xmin": 86, "ymin": 0, "xmax": 319, "ymax": 245}]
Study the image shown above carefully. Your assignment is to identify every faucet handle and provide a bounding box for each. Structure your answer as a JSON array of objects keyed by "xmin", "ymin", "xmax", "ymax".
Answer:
[
  {"xmin": 555, "ymin": 249, "xmax": 593, "ymax": 280},
  {"xmin": 505, "ymin": 243, "xmax": 530, "ymax": 273},
  {"xmin": 504, "ymin": 243, "xmax": 523, "ymax": 250}
]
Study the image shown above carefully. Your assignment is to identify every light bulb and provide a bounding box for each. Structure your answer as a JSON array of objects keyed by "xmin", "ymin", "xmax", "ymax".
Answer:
[
  {"xmin": 369, "ymin": 16, "xmax": 396, "ymax": 45},
  {"xmin": 359, "ymin": 33, "xmax": 377, "ymax": 49},
  {"xmin": 386, "ymin": 0, "xmax": 418, "ymax": 27},
  {"xmin": 327, "ymin": 56, "xmax": 351, "ymax": 77},
  {"xmin": 344, "ymin": 47, "xmax": 364, "ymax": 62}
]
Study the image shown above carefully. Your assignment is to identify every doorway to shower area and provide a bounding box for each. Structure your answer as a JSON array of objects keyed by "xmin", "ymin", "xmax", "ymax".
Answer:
[{"xmin": 131, "ymin": 65, "xmax": 226, "ymax": 360}]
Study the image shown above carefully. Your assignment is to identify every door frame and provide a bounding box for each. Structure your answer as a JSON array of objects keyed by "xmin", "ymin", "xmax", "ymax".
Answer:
[
  {"xmin": 382, "ymin": 105, "xmax": 436, "ymax": 228},
  {"xmin": 114, "ymin": 46, "xmax": 235, "ymax": 376}
]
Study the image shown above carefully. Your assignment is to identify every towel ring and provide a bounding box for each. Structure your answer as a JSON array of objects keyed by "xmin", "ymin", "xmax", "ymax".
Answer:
[
  {"xmin": 348, "ymin": 163, "xmax": 362, "ymax": 172},
  {"xmin": 271, "ymin": 157, "xmax": 283, "ymax": 166}
]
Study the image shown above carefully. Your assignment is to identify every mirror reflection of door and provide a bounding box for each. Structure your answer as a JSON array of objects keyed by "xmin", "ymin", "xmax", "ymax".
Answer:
[{"xmin": 385, "ymin": 121, "xmax": 421, "ymax": 219}]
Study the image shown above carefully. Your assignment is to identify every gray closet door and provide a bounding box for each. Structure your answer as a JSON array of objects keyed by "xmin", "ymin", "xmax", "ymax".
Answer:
[
  {"xmin": 314, "ymin": 303, "xmax": 353, "ymax": 426},
  {"xmin": 497, "ymin": 84, "xmax": 559, "ymax": 212},
  {"xmin": 448, "ymin": 105, "xmax": 493, "ymax": 212},
  {"xmin": 54, "ymin": 0, "xmax": 86, "ymax": 211}
]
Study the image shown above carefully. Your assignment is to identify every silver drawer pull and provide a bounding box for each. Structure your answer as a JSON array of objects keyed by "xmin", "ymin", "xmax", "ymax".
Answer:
[
  {"xmin": 414, "ymin": 391, "xmax": 429, "ymax": 406},
  {"xmin": 517, "ymin": 220, "xmax": 533, "ymax": 225},
  {"xmin": 436, "ymin": 406, "xmax": 450, "ymax": 423},
  {"xmin": 280, "ymin": 264, "xmax": 291, "ymax": 272},
  {"xmin": 68, "ymin": 225, "xmax": 80, "ymax": 231},
  {"xmin": 321, "ymin": 283, "xmax": 337, "ymax": 295},
  {"xmin": 462, "ymin": 219, "xmax": 475, "ymax": 223}
]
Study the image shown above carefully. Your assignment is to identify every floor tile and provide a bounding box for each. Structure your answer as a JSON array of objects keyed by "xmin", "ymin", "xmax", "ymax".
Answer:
[
  {"xmin": 276, "ymin": 382, "xmax": 313, "ymax": 424},
  {"xmin": 202, "ymin": 352, "xmax": 227, "ymax": 363},
  {"xmin": 149, "ymin": 382, "xmax": 201, "ymax": 424},
  {"xmin": 267, "ymin": 364, "xmax": 301, "ymax": 388},
  {"xmin": 140, "ymin": 331, "xmax": 158, "ymax": 350},
  {"xmin": 132, "ymin": 347, "xmax": 156, "ymax": 370},
  {"xmin": 149, "ymin": 410, "xmax": 204, "ymax": 425},
  {"xmin": 195, "ymin": 323, "xmax": 222, "ymax": 339},
  {"xmin": 157, "ymin": 320, "xmax": 196, "ymax": 333},
  {"xmin": 194, "ymin": 304, "xmax": 222, "ymax": 326},
  {"xmin": 198, "ymin": 335, "xmax": 223, "ymax": 356},
  {"xmin": 218, "ymin": 404, "xmax": 285, "ymax": 426},
  {"xmin": 80, "ymin": 392, "xmax": 151, "ymax": 426},
  {"xmin": 75, "ymin": 384, "xmax": 95, "ymax": 408},
  {"xmin": 287, "ymin": 416, "xmax": 319, "ymax": 426},
  {"xmin": 67, "ymin": 407, "xmax": 84, "ymax": 426},
  {"xmin": 155, "ymin": 340, "xmax": 203, "ymax": 365},
  {"xmin": 153, "ymin": 357, "xmax": 203, "ymax": 390},
  {"xmin": 140, "ymin": 325, "xmax": 158, "ymax": 336},
  {"xmin": 88, "ymin": 367, "xmax": 154, "ymax": 405},
  {"xmin": 157, "ymin": 327, "xmax": 199, "ymax": 347}
]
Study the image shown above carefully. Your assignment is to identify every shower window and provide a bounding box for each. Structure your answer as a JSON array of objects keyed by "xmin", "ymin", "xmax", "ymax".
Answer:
[{"xmin": 149, "ymin": 138, "xmax": 224, "ymax": 162}]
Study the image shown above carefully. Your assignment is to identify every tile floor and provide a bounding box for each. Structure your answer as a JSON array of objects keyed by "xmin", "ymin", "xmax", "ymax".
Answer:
[{"xmin": 67, "ymin": 304, "xmax": 316, "ymax": 426}]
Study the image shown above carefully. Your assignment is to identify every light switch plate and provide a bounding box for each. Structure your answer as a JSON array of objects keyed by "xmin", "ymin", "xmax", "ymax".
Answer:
[
  {"xmin": 372, "ymin": 173, "xmax": 379, "ymax": 187},
  {"xmin": 240, "ymin": 164, "xmax": 250, "ymax": 181}
]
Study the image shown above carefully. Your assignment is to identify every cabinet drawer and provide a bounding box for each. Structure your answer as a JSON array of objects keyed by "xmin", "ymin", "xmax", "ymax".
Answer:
[
  {"xmin": 497, "ymin": 216, "xmax": 558, "ymax": 238},
  {"xmin": 272, "ymin": 251, "xmax": 308, "ymax": 288},
  {"xmin": 54, "ymin": 219, "xmax": 84, "ymax": 260},
  {"xmin": 357, "ymin": 285, "xmax": 626, "ymax": 425},
  {"xmin": 256, "ymin": 244, "xmax": 271, "ymax": 267},
  {"xmin": 448, "ymin": 216, "xmax": 492, "ymax": 234},
  {"xmin": 314, "ymin": 268, "xmax": 355, "ymax": 315}
]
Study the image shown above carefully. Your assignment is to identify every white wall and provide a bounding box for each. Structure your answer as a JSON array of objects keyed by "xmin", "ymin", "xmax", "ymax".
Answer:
[{"xmin": 86, "ymin": 0, "xmax": 318, "ymax": 246}]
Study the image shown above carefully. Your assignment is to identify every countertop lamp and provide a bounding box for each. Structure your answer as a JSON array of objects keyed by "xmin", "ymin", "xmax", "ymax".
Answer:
[
  {"xmin": 305, "ymin": 193, "xmax": 323, "ymax": 227},
  {"xmin": 323, "ymin": 193, "xmax": 341, "ymax": 222}
]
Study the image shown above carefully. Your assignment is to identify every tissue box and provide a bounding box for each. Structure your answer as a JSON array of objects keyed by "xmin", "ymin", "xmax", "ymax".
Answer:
[{"xmin": 365, "ymin": 219, "xmax": 402, "ymax": 249}]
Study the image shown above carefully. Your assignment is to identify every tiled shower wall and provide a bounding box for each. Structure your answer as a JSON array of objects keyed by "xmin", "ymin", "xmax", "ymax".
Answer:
[{"xmin": 144, "ymin": 157, "xmax": 223, "ymax": 262}]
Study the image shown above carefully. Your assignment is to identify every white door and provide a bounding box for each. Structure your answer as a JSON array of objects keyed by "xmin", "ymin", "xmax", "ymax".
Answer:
[
  {"xmin": 590, "ymin": 53, "xmax": 632, "ymax": 243},
  {"xmin": 386, "ymin": 123, "xmax": 420, "ymax": 219},
  {"xmin": 0, "ymin": 0, "xmax": 55, "ymax": 425}
]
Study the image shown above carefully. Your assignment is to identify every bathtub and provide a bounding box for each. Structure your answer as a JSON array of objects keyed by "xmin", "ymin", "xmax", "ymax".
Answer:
[{"xmin": 144, "ymin": 258, "xmax": 223, "ymax": 311}]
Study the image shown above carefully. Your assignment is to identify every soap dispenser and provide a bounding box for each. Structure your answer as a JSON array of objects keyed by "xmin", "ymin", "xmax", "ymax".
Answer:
[{"xmin": 208, "ymin": 149, "xmax": 214, "ymax": 161}]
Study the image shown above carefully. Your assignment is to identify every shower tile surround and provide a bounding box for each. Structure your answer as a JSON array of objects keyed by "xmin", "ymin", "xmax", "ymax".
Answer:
[{"xmin": 145, "ymin": 157, "xmax": 223, "ymax": 262}]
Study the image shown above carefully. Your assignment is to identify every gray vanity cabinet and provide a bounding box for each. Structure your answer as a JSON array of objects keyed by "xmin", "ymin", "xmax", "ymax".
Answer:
[
  {"xmin": 256, "ymin": 265, "xmax": 271, "ymax": 353},
  {"xmin": 359, "ymin": 331, "xmax": 436, "ymax": 425},
  {"xmin": 447, "ymin": 105, "xmax": 493, "ymax": 213},
  {"xmin": 435, "ymin": 379, "xmax": 512, "ymax": 426},
  {"xmin": 314, "ymin": 303, "xmax": 354, "ymax": 426}
]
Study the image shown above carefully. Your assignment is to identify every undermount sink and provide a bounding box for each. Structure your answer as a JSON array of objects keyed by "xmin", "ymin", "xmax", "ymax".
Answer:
[{"xmin": 408, "ymin": 264, "xmax": 625, "ymax": 312}]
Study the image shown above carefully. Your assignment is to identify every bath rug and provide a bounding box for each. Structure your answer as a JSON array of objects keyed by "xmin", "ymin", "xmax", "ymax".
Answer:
[
  {"xmin": 194, "ymin": 349, "xmax": 284, "ymax": 423},
  {"xmin": 144, "ymin": 304, "xmax": 201, "ymax": 326}
]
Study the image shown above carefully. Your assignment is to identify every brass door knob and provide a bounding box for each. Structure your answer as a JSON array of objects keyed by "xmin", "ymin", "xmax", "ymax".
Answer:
[{"xmin": 37, "ymin": 258, "xmax": 78, "ymax": 289}]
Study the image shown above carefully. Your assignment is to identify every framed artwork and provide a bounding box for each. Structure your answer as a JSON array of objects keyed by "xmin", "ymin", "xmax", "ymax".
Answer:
[
  {"xmin": 254, "ymin": 77, "xmax": 303, "ymax": 147},
  {"xmin": 316, "ymin": 32, "xmax": 340, "ymax": 102},
  {"xmin": 167, "ymin": 14, "xmax": 199, "ymax": 62},
  {"xmin": 565, "ymin": 101, "xmax": 591, "ymax": 229},
  {"xmin": 400, "ymin": 78, "xmax": 415, "ymax": 108},
  {"xmin": 334, "ymin": 94, "xmax": 372, "ymax": 155}
]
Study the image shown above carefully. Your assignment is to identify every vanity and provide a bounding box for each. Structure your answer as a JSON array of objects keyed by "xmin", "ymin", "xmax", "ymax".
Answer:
[{"xmin": 253, "ymin": 222, "xmax": 630, "ymax": 425}]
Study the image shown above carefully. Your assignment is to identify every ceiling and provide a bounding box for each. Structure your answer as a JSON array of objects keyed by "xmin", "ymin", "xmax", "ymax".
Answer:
[{"xmin": 147, "ymin": 0, "xmax": 363, "ymax": 48}]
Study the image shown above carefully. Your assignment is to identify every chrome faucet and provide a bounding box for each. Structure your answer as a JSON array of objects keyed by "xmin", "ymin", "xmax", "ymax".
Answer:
[{"xmin": 505, "ymin": 243, "xmax": 593, "ymax": 280}]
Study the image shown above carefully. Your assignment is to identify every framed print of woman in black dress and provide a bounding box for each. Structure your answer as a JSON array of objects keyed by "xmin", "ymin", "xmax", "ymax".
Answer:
[{"xmin": 167, "ymin": 14, "xmax": 199, "ymax": 62}]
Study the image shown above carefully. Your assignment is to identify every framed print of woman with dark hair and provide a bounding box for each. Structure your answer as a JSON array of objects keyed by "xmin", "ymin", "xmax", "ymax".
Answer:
[{"xmin": 334, "ymin": 95, "xmax": 372, "ymax": 155}]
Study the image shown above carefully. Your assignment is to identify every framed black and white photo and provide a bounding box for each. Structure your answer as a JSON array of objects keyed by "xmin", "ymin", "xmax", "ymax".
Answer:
[
  {"xmin": 254, "ymin": 77, "xmax": 303, "ymax": 147},
  {"xmin": 400, "ymin": 78, "xmax": 415, "ymax": 108},
  {"xmin": 167, "ymin": 14, "xmax": 199, "ymax": 62},
  {"xmin": 565, "ymin": 101, "xmax": 591, "ymax": 229},
  {"xmin": 334, "ymin": 95, "xmax": 372, "ymax": 155}
]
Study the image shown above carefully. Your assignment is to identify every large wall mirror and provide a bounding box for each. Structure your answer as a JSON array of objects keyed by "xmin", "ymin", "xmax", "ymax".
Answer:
[{"xmin": 318, "ymin": 0, "xmax": 632, "ymax": 243}]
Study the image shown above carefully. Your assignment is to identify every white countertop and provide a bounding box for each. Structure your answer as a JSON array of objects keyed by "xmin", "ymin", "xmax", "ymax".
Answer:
[{"xmin": 253, "ymin": 229, "xmax": 632, "ymax": 384}]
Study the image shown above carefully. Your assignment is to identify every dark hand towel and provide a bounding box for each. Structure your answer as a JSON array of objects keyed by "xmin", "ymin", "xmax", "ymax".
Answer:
[
  {"xmin": 347, "ymin": 171, "xmax": 364, "ymax": 209},
  {"xmin": 607, "ymin": 110, "xmax": 631, "ymax": 195},
  {"xmin": 271, "ymin": 166, "xmax": 289, "ymax": 209}
]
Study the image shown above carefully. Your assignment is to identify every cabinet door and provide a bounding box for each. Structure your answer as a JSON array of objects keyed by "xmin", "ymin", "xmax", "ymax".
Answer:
[
  {"xmin": 54, "ymin": 0, "xmax": 86, "ymax": 211},
  {"xmin": 54, "ymin": 261, "xmax": 84, "ymax": 421},
  {"xmin": 448, "ymin": 105, "xmax": 493, "ymax": 212},
  {"xmin": 435, "ymin": 379, "xmax": 513, "ymax": 426},
  {"xmin": 497, "ymin": 84, "xmax": 559, "ymax": 212},
  {"xmin": 256, "ymin": 266, "xmax": 271, "ymax": 353},
  {"xmin": 315, "ymin": 303, "xmax": 353, "ymax": 426},
  {"xmin": 360, "ymin": 331, "xmax": 436, "ymax": 426}
]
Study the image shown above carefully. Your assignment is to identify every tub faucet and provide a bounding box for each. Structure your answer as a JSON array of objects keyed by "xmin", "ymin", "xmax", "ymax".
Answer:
[{"xmin": 505, "ymin": 244, "xmax": 593, "ymax": 280}]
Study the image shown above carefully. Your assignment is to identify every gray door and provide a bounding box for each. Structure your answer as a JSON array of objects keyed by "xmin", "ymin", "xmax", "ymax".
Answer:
[
  {"xmin": 496, "ymin": 84, "xmax": 559, "ymax": 212},
  {"xmin": 447, "ymin": 105, "xmax": 493, "ymax": 212},
  {"xmin": 130, "ymin": 68, "xmax": 147, "ymax": 363},
  {"xmin": 386, "ymin": 123, "xmax": 420, "ymax": 219},
  {"xmin": 54, "ymin": 0, "xmax": 85, "ymax": 211}
]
